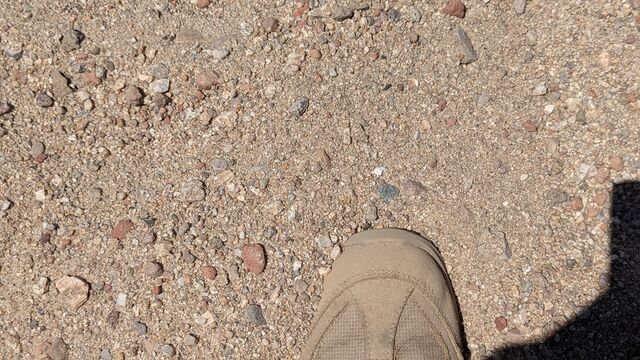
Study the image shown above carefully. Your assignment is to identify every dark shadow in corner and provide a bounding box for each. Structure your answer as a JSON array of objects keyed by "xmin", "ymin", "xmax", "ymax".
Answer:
[{"xmin": 490, "ymin": 182, "xmax": 640, "ymax": 360}]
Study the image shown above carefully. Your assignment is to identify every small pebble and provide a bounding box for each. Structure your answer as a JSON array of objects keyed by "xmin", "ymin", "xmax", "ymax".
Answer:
[
  {"xmin": 409, "ymin": 32, "xmax": 419, "ymax": 44},
  {"xmin": 149, "ymin": 79, "xmax": 170, "ymax": 93},
  {"xmin": 308, "ymin": 48, "xmax": 322, "ymax": 60},
  {"xmin": 514, "ymin": 0, "xmax": 526, "ymax": 15},
  {"xmin": 100, "ymin": 349, "xmax": 112, "ymax": 360},
  {"xmin": 144, "ymin": 261, "xmax": 163, "ymax": 277},
  {"xmin": 521, "ymin": 120, "xmax": 538, "ymax": 132},
  {"xmin": 183, "ymin": 334, "xmax": 198, "ymax": 346},
  {"xmin": 330, "ymin": 245, "xmax": 342, "ymax": 260},
  {"xmin": 131, "ymin": 321, "xmax": 147, "ymax": 336},
  {"xmin": 454, "ymin": 27, "xmax": 477, "ymax": 64},
  {"xmin": 123, "ymin": 85, "xmax": 143, "ymax": 106},
  {"xmin": 195, "ymin": 71, "xmax": 219, "ymax": 90},
  {"xmin": 177, "ymin": 179, "xmax": 206, "ymax": 202},
  {"xmin": 289, "ymin": 97, "xmax": 309, "ymax": 117},
  {"xmin": 46, "ymin": 338, "xmax": 69, "ymax": 360},
  {"xmin": 570, "ymin": 197, "xmax": 583, "ymax": 211},
  {"xmin": 30, "ymin": 141, "xmax": 45, "ymax": 157},
  {"xmin": 548, "ymin": 190, "xmax": 567, "ymax": 207},
  {"xmin": 0, "ymin": 199, "xmax": 11, "ymax": 212},
  {"xmin": 0, "ymin": 102, "xmax": 12, "ymax": 115},
  {"xmin": 116, "ymin": 293, "xmax": 127, "ymax": 306},
  {"xmin": 202, "ymin": 265, "xmax": 217, "ymax": 280},
  {"xmin": 262, "ymin": 17, "xmax": 279, "ymax": 33},
  {"xmin": 333, "ymin": 7, "xmax": 354, "ymax": 21},
  {"xmin": 242, "ymin": 243, "xmax": 266, "ymax": 274},
  {"xmin": 36, "ymin": 92, "xmax": 54, "ymax": 107},
  {"xmin": 441, "ymin": 0, "xmax": 466, "ymax": 18},
  {"xmin": 594, "ymin": 168, "xmax": 610, "ymax": 184},
  {"xmin": 377, "ymin": 183, "xmax": 400, "ymax": 203},
  {"xmin": 55, "ymin": 275, "xmax": 90, "ymax": 310},
  {"xmin": 594, "ymin": 192, "xmax": 608, "ymax": 206},
  {"xmin": 111, "ymin": 219, "xmax": 134, "ymax": 239},
  {"xmin": 83, "ymin": 99, "xmax": 94, "ymax": 111},
  {"xmin": 246, "ymin": 304, "xmax": 267, "ymax": 325},
  {"xmin": 211, "ymin": 48, "xmax": 230, "ymax": 60},
  {"xmin": 495, "ymin": 316, "xmax": 508, "ymax": 331},
  {"xmin": 4, "ymin": 47, "xmax": 23, "ymax": 60},
  {"xmin": 532, "ymin": 83, "xmax": 547, "ymax": 96},
  {"xmin": 60, "ymin": 29, "xmax": 84, "ymax": 52},
  {"xmin": 609, "ymin": 156, "xmax": 624, "ymax": 171},
  {"xmin": 160, "ymin": 344, "xmax": 175, "ymax": 357},
  {"xmin": 196, "ymin": 0, "xmax": 210, "ymax": 8}
]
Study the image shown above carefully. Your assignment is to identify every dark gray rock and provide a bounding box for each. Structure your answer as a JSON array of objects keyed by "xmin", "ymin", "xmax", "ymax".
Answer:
[
  {"xmin": 289, "ymin": 97, "xmax": 309, "ymax": 117},
  {"xmin": 454, "ymin": 27, "xmax": 477, "ymax": 64},
  {"xmin": 246, "ymin": 304, "xmax": 267, "ymax": 325}
]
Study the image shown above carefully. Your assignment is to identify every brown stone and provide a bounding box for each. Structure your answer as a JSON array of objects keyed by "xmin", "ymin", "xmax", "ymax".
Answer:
[
  {"xmin": 409, "ymin": 31, "xmax": 419, "ymax": 44},
  {"xmin": 594, "ymin": 191, "xmax": 608, "ymax": 206},
  {"xmin": 609, "ymin": 156, "xmax": 624, "ymax": 171},
  {"xmin": 242, "ymin": 243, "xmax": 266, "ymax": 274},
  {"xmin": 522, "ymin": 120, "xmax": 538, "ymax": 132},
  {"xmin": 196, "ymin": 0, "xmax": 210, "ymax": 8},
  {"xmin": 123, "ymin": 85, "xmax": 143, "ymax": 106},
  {"xmin": 262, "ymin": 17, "xmax": 279, "ymax": 33},
  {"xmin": 441, "ymin": 0, "xmax": 466, "ymax": 18},
  {"xmin": 495, "ymin": 316, "xmax": 508, "ymax": 331},
  {"xmin": 594, "ymin": 167, "xmax": 610, "ymax": 184},
  {"xmin": 111, "ymin": 219, "xmax": 134, "ymax": 239},
  {"xmin": 46, "ymin": 337, "xmax": 69, "ymax": 360},
  {"xmin": 308, "ymin": 48, "xmax": 322, "ymax": 60},
  {"xmin": 195, "ymin": 71, "xmax": 219, "ymax": 90},
  {"xmin": 143, "ymin": 261, "xmax": 163, "ymax": 277},
  {"xmin": 437, "ymin": 99, "xmax": 447, "ymax": 112},
  {"xmin": 202, "ymin": 265, "xmax": 217, "ymax": 280},
  {"xmin": 570, "ymin": 197, "xmax": 583, "ymax": 211},
  {"xmin": 34, "ymin": 153, "xmax": 47, "ymax": 163}
]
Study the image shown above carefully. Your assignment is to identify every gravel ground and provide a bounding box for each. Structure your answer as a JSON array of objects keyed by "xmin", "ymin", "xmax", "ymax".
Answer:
[{"xmin": 0, "ymin": 0, "xmax": 638, "ymax": 359}]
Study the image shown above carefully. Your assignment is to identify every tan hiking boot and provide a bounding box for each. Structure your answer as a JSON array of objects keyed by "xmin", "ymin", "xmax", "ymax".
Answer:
[{"xmin": 302, "ymin": 228, "xmax": 465, "ymax": 360}]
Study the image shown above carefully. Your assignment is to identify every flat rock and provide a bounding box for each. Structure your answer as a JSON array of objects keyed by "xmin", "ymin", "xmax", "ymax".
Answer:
[
  {"xmin": 143, "ymin": 261, "xmax": 163, "ymax": 277},
  {"xmin": 123, "ymin": 85, "xmax": 144, "ymax": 105},
  {"xmin": 289, "ymin": 97, "xmax": 309, "ymax": 117},
  {"xmin": 261, "ymin": 17, "xmax": 279, "ymax": 33},
  {"xmin": 514, "ymin": 0, "xmax": 527, "ymax": 14},
  {"xmin": 195, "ymin": 71, "xmax": 220, "ymax": 90},
  {"xmin": 175, "ymin": 29, "xmax": 205, "ymax": 43},
  {"xmin": 60, "ymin": 29, "xmax": 84, "ymax": 52},
  {"xmin": 55, "ymin": 276, "xmax": 89, "ymax": 310},
  {"xmin": 149, "ymin": 79, "xmax": 170, "ymax": 93},
  {"xmin": 209, "ymin": 48, "xmax": 230, "ymax": 60},
  {"xmin": 47, "ymin": 337, "xmax": 69, "ymax": 360},
  {"xmin": 441, "ymin": 0, "xmax": 465, "ymax": 18},
  {"xmin": 454, "ymin": 27, "xmax": 477, "ymax": 64},
  {"xmin": 333, "ymin": 6, "xmax": 354, "ymax": 21},
  {"xmin": 4, "ymin": 47, "xmax": 23, "ymax": 60},
  {"xmin": 177, "ymin": 179, "xmax": 206, "ymax": 202},
  {"xmin": 51, "ymin": 71, "xmax": 72, "ymax": 99},
  {"xmin": 377, "ymin": 183, "xmax": 400, "ymax": 203},
  {"xmin": 246, "ymin": 304, "xmax": 267, "ymax": 325},
  {"xmin": 111, "ymin": 219, "xmax": 134, "ymax": 239},
  {"xmin": 36, "ymin": 92, "xmax": 54, "ymax": 107}
]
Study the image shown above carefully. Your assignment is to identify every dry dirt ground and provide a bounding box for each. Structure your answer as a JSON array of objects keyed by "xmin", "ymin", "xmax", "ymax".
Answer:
[{"xmin": 0, "ymin": 0, "xmax": 639, "ymax": 359}]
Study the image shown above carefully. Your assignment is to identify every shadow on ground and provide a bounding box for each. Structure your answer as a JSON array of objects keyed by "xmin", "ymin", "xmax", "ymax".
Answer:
[{"xmin": 490, "ymin": 182, "xmax": 640, "ymax": 359}]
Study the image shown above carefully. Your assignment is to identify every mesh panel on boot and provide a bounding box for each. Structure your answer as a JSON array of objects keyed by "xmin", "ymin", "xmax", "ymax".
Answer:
[
  {"xmin": 395, "ymin": 298, "xmax": 451, "ymax": 360},
  {"xmin": 313, "ymin": 304, "xmax": 367, "ymax": 360}
]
